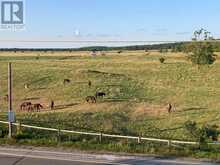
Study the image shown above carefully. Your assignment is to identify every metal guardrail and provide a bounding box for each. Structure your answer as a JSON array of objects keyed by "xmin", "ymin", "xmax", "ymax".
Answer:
[{"xmin": 2, "ymin": 120, "xmax": 220, "ymax": 146}]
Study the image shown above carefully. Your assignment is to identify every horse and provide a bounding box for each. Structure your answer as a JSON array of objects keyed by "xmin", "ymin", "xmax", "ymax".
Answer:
[
  {"xmin": 167, "ymin": 103, "xmax": 172, "ymax": 113},
  {"xmin": 63, "ymin": 79, "xmax": 71, "ymax": 85},
  {"xmin": 86, "ymin": 96, "xmax": 96, "ymax": 103},
  {"xmin": 20, "ymin": 102, "xmax": 32, "ymax": 111},
  {"xmin": 27, "ymin": 104, "xmax": 34, "ymax": 112},
  {"xmin": 88, "ymin": 80, "xmax": 92, "ymax": 87},
  {"xmin": 95, "ymin": 92, "xmax": 106, "ymax": 98},
  {"xmin": 33, "ymin": 103, "xmax": 43, "ymax": 112},
  {"xmin": 50, "ymin": 100, "xmax": 55, "ymax": 110}
]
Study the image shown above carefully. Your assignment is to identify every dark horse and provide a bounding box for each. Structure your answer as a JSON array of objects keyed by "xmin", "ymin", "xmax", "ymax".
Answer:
[
  {"xmin": 167, "ymin": 103, "xmax": 172, "ymax": 113},
  {"xmin": 95, "ymin": 92, "xmax": 106, "ymax": 98},
  {"xmin": 50, "ymin": 100, "xmax": 55, "ymax": 110},
  {"xmin": 33, "ymin": 103, "xmax": 44, "ymax": 112},
  {"xmin": 20, "ymin": 102, "xmax": 32, "ymax": 111},
  {"xmin": 88, "ymin": 80, "xmax": 92, "ymax": 87},
  {"xmin": 86, "ymin": 96, "xmax": 96, "ymax": 103},
  {"xmin": 63, "ymin": 79, "xmax": 71, "ymax": 85}
]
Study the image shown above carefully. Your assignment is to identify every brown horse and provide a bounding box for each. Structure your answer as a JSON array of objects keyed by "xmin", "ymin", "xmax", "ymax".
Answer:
[
  {"xmin": 20, "ymin": 102, "xmax": 32, "ymax": 111},
  {"xmin": 33, "ymin": 103, "xmax": 43, "ymax": 112},
  {"xmin": 88, "ymin": 80, "xmax": 92, "ymax": 87},
  {"xmin": 167, "ymin": 103, "xmax": 172, "ymax": 113},
  {"xmin": 86, "ymin": 96, "xmax": 96, "ymax": 103},
  {"xmin": 63, "ymin": 79, "xmax": 71, "ymax": 85},
  {"xmin": 50, "ymin": 100, "xmax": 55, "ymax": 110}
]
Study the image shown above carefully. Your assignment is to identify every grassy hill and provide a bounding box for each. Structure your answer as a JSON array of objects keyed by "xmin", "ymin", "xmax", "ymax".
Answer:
[
  {"xmin": 0, "ymin": 50, "xmax": 220, "ymax": 158},
  {"xmin": 0, "ymin": 50, "xmax": 220, "ymax": 144}
]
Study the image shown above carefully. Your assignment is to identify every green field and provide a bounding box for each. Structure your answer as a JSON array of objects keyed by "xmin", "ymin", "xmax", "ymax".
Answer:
[{"xmin": 0, "ymin": 50, "xmax": 220, "ymax": 147}]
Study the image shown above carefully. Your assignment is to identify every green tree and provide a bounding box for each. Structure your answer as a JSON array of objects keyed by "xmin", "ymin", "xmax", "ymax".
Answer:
[{"xmin": 188, "ymin": 42, "xmax": 216, "ymax": 65}]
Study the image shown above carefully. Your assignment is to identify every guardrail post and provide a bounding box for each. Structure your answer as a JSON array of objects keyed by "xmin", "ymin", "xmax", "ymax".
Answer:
[
  {"xmin": 168, "ymin": 140, "xmax": 171, "ymax": 146},
  {"xmin": 99, "ymin": 132, "xmax": 102, "ymax": 143},
  {"xmin": 168, "ymin": 140, "xmax": 172, "ymax": 152},
  {"xmin": 16, "ymin": 121, "xmax": 22, "ymax": 135},
  {"xmin": 57, "ymin": 129, "xmax": 61, "ymax": 143},
  {"xmin": 138, "ymin": 137, "xmax": 141, "ymax": 144}
]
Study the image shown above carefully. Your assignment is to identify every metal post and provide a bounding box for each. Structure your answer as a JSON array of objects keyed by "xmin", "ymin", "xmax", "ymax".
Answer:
[{"xmin": 8, "ymin": 63, "xmax": 12, "ymax": 138}]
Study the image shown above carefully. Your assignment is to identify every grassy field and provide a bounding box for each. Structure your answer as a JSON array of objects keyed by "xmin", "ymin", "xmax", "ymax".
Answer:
[{"xmin": 0, "ymin": 50, "xmax": 220, "ymax": 143}]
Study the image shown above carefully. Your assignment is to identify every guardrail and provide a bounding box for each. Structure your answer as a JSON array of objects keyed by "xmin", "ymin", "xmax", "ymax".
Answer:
[{"xmin": 1, "ymin": 120, "xmax": 219, "ymax": 146}]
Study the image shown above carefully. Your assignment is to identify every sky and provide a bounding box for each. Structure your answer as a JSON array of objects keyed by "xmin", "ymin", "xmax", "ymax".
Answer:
[{"xmin": 0, "ymin": 0, "xmax": 220, "ymax": 48}]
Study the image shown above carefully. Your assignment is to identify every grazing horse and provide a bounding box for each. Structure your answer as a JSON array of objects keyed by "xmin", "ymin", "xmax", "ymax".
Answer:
[
  {"xmin": 86, "ymin": 96, "xmax": 96, "ymax": 103},
  {"xmin": 95, "ymin": 92, "xmax": 106, "ymax": 98},
  {"xmin": 167, "ymin": 103, "xmax": 172, "ymax": 113},
  {"xmin": 33, "ymin": 103, "xmax": 43, "ymax": 112},
  {"xmin": 27, "ymin": 104, "xmax": 34, "ymax": 112},
  {"xmin": 88, "ymin": 80, "xmax": 92, "ymax": 87},
  {"xmin": 20, "ymin": 102, "xmax": 32, "ymax": 111},
  {"xmin": 63, "ymin": 79, "xmax": 71, "ymax": 85},
  {"xmin": 50, "ymin": 100, "xmax": 55, "ymax": 110}
]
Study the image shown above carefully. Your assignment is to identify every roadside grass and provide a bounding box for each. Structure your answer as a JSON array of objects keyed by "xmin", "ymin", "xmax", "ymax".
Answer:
[{"xmin": 1, "ymin": 128, "xmax": 220, "ymax": 160}]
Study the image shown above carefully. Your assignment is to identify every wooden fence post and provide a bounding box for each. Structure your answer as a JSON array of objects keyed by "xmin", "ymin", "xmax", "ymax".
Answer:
[
  {"xmin": 16, "ymin": 121, "xmax": 22, "ymax": 135},
  {"xmin": 99, "ymin": 132, "xmax": 102, "ymax": 143},
  {"xmin": 57, "ymin": 129, "xmax": 61, "ymax": 143},
  {"xmin": 168, "ymin": 140, "xmax": 172, "ymax": 152}
]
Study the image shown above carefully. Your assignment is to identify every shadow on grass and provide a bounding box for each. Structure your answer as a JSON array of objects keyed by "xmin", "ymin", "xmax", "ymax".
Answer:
[
  {"xmin": 23, "ymin": 97, "xmax": 41, "ymax": 101},
  {"xmin": 176, "ymin": 107, "xmax": 207, "ymax": 114},
  {"xmin": 102, "ymin": 98, "xmax": 153, "ymax": 103},
  {"xmin": 182, "ymin": 107, "xmax": 207, "ymax": 112},
  {"xmin": 54, "ymin": 103, "xmax": 79, "ymax": 110}
]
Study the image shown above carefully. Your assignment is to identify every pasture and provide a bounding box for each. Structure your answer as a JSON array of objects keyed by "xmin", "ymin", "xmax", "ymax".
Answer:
[{"xmin": 0, "ymin": 50, "xmax": 220, "ymax": 141}]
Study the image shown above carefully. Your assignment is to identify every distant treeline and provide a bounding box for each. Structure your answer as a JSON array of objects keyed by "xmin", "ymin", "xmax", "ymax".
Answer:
[{"xmin": 1, "ymin": 41, "xmax": 220, "ymax": 52}]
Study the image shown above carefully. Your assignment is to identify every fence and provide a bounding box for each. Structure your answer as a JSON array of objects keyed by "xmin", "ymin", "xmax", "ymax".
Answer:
[{"xmin": 1, "ymin": 120, "xmax": 220, "ymax": 146}]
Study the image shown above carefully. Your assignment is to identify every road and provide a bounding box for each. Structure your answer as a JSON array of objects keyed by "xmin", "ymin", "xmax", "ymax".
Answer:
[{"xmin": 0, "ymin": 146, "xmax": 218, "ymax": 165}]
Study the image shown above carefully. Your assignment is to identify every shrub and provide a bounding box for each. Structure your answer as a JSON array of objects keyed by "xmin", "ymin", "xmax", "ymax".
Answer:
[
  {"xmin": 184, "ymin": 121, "xmax": 219, "ymax": 143},
  {"xmin": 202, "ymin": 124, "xmax": 219, "ymax": 141},
  {"xmin": 159, "ymin": 57, "xmax": 165, "ymax": 64},
  {"xmin": 188, "ymin": 42, "xmax": 216, "ymax": 65}
]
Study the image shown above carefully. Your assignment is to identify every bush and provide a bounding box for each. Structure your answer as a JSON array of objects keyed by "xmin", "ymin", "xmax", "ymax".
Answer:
[
  {"xmin": 184, "ymin": 121, "xmax": 219, "ymax": 143},
  {"xmin": 202, "ymin": 124, "xmax": 219, "ymax": 141},
  {"xmin": 159, "ymin": 57, "xmax": 165, "ymax": 64},
  {"xmin": 0, "ymin": 125, "xmax": 8, "ymax": 138},
  {"xmin": 188, "ymin": 42, "xmax": 216, "ymax": 65}
]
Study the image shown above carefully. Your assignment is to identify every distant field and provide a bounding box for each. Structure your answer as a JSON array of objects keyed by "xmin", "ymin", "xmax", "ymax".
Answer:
[{"xmin": 0, "ymin": 50, "xmax": 220, "ymax": 141}]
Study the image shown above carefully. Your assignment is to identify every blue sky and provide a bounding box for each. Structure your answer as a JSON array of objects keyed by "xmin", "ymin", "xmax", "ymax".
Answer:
[{"xmin": 1, "ymin": 0, "xmax": 220, "ymax": 48}]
